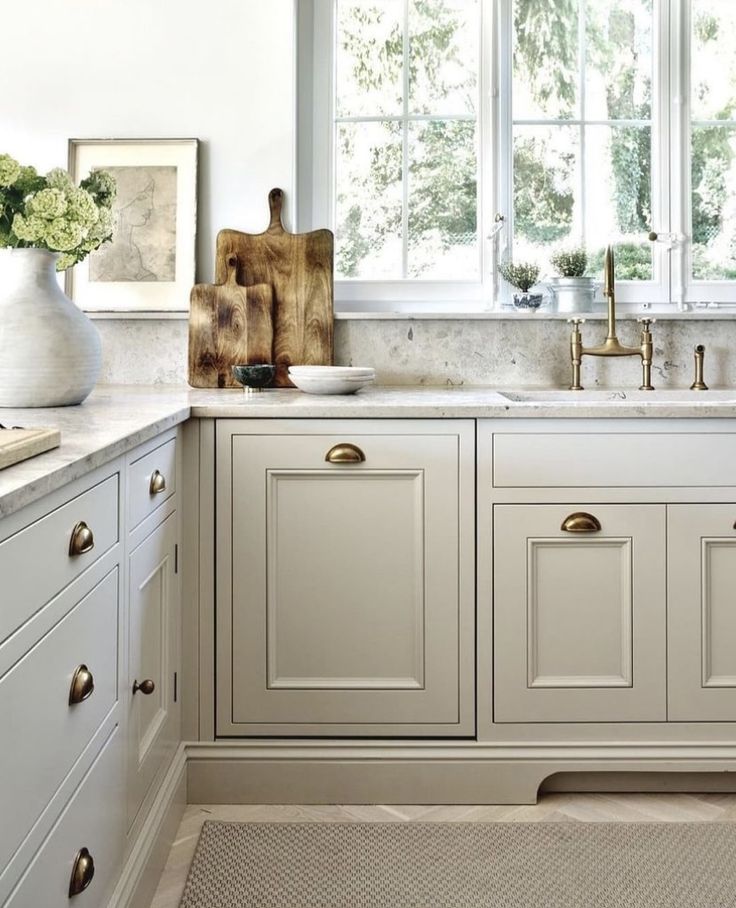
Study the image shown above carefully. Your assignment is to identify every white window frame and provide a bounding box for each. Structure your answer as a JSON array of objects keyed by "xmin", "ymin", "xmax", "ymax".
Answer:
[
  {"xmin": 297, "ymin": 0, "xmax": 736, "ymax": 312},
  {"xmin": 297, "ymin": 0, "xmax": 495, "ymax": 312},
  {"xmin": 674, "ymin": 0, "xmax": 736, "ymax": 305}
]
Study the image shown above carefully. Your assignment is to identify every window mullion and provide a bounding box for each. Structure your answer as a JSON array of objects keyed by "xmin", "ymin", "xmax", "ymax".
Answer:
[
  {"xmin": 402, "ymin": 0, "xmax": 411, "ymax": 280},
  {"xmin": 579, "ymin": 0, "xmax": 587, "ymax": 246}
]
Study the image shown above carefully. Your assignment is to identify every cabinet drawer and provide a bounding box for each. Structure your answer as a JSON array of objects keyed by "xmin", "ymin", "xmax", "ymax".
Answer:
[
  {"xmin": 0, "ymin": 475, "xmax": 119, "ymax": 646},
  {"xmin": 128, "ymin": 438, "xmax": 176, "ymax": 531},
  {"xmin": 493, "ymin": 432, "xmax": 736, "ymax": 488},
  {"xmin": 5, "ymin": 726, "xmax": 124, "ymax": 908},
  {"xmin": 493, "ymin": 504, "xmax": 667, "ymax": 723},
  {"xmin": 0, "ymin": 569, "xmax": 118, "ymax": 872}
]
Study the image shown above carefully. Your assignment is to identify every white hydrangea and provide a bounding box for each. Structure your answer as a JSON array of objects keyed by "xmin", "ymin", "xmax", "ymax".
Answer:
[
  {"xmin": 0, "ymin": 154, "xmax": 21, "ymax": 187},
  {"xmin": 27, "ymin": 188, "xmax": 68, "ymax": 220},
  {"xmin": 44, "ymin": 217, "xmax": 84, "ymax": 252}
]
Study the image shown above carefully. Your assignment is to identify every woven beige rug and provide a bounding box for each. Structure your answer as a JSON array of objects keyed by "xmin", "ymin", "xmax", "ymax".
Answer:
[{"xmin": 179, "ymin": 821, "xmax": 736, "ymax": 907}]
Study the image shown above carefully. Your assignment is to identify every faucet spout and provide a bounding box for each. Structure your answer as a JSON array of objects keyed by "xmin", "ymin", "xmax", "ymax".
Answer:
[{"xmin": 603, "ymin": 244, "xmax": 618, "ymax": 341}]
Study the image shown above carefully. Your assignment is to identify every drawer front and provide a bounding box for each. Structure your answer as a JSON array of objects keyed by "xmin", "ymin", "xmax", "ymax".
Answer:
[
  {"xmin": 0, "ymin": 475, "xmax": 119, "ymax": 646},
  {"xmin": 5, "ymin": 726, "xmax": 124, "ymax": 908},
  {"xmin": 493, "ymin": 432, "xmax": 736, "ymax": 488},
  {"xmin": 493, "ymin": 504, "xmax": 667, "ymax": 723},
  {"xmin": 0, "ymin": 569, "xmax": 118, "ymax": 871},
  {"xmin": 128, "ymin": 438, "xmax": 176, "ymax": 531}
]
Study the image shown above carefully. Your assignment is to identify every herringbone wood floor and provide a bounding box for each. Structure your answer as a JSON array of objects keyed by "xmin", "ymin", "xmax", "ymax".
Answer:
[{"xmin": 150, "ymin": 793, "xmax": 736, "ymax": 908}]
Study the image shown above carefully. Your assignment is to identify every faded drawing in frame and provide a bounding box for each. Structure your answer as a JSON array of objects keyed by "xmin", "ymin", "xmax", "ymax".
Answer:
[{"xmin": 67, "ymin": 138, "xmax": 198, "ymax": 312}]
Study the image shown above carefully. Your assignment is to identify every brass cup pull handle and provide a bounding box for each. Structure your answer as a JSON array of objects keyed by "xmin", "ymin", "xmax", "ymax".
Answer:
[
  {"xmin": 561, "ymin": 512, "xmax": 602, "ymax": 533},
  {"xmin": 69, "ymin": 664, "xmax": 95, "ymax": 705},
  {"xmin": 69, "ymin": 847, "xmax": 95, "ymax": 897},
  {"xmin": 149, "ymin": 470, "xmax": 167, "ymax": 495},
  {"xmin": 69, "ymin": 521, "xmax": 94, "ymax": 557},
  {"xmin": 325, "ymin": 443, "xmax": 366, "ymax": 464},
  {"xmin": 132, "ymin": 678, "xmax": 155, "ymax": 696}
]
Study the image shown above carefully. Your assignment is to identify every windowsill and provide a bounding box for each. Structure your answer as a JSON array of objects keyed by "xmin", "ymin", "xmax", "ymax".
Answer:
[
  {"xmin": 84, "ymin": 305, "xmax": 736, "ymax": 321},
  {"xmin": 334, "ymin": 305, "xmax": 736, "ymax": 320}
]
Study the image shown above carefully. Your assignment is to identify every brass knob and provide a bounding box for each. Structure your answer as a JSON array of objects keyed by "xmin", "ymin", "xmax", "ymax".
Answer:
[
  {"xmin": 69, "ymin": 847, "xmax": 95, "ymax": 897},
  {"xmin": 149, "ymin": 470, "xmax": 167, "ymax": 495},
  {"xmin": 648, "ymin": 230, "xmax": 658, "ymax": 242},
  {"xmin": 132, "ymin": 678, "xmax": 155, "ymax": 695},
  {"xmin": 561, "ymin": 512, "xmax": 602, "ymax": 533},
  {"xmin": 325, "ymin": 443, "xmax": 366, "ymax": 464},
  {"xmin": 69, "ymin": 664, "xmax": 95, "ymax": 705},
  {"xmin": 69, "ymin": 522, "xmax": 94, "ymax": 557}
]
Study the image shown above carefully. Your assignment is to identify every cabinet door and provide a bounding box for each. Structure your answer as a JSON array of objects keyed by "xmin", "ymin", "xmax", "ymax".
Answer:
[
  {"xmin": 127, "ymin": 512, "xmax": 179, "ymax": 828},
  {"xmin": 669, "ymin": 505, "xmax": 736, "ymax": 721},
  {"xmin": 217, "ymin": 423, "xmax": 474, "ymax": 736},
  {"xmin": 494, "ymin": 504, "xmax": 666, "ymax": 723}
]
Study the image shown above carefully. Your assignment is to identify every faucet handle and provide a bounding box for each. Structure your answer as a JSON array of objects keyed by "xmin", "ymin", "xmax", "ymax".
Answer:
[
  {"xmin": 567, "ymin": 318, "xmax": 586, "ymax": 326},
  {"xmin": 637, "ymin": 317, "xmax": 656, "ymax": 328}
]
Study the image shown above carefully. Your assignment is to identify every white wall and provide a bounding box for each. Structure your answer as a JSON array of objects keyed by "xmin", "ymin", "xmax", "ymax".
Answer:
[{"xmin": 2, "ymin": 0, "xmax": 296, "ymax": 282}]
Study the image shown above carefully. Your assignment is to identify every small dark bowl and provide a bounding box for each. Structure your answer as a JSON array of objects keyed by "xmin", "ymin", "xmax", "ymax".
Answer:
[{"xmin": 232, "ymin": 364, "xmax": 276, "ymax": 390}]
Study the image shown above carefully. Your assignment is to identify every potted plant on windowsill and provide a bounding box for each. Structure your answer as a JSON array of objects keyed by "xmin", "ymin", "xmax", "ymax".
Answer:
[
  {"xmin": 549, "ymin": 246, "xmax": 596, "ymax": 314},
  {"xmin": 0, "ymin": 154, "xmax": 116, "ymax": 406},
  {"xmin": 498, "ymin": 260, "xmax": 543, "ymax": 309}
]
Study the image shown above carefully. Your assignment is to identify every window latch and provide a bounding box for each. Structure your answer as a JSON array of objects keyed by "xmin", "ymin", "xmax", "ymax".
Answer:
[
  {"xmin": 648, "ymin": 230, "xmax": 686, "ymax": 249},
  {"xmin": 487, "ymin": 214, "xmax": 505, "ymax": 240}
]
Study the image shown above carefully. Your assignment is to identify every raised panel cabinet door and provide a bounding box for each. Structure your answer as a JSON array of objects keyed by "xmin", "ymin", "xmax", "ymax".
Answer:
[
  {"xmin": 216, "ymin": 421, "xmax": 474, "ymax": 736},
  {"xmin": 127, "ymin": 512, "xmax": 179, "ymax": 829},
  {"xmin": 494, "ymin": 504, "xmax": 667, "ymax": 723},
  {"xmin": 668, "ymin": 505, "xmax": 736, "ymax": 721}
]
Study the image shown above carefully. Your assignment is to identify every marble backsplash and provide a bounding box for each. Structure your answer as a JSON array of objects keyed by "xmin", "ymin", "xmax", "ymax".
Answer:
[{"xmin": 96, "ymin": 316, "xmax": 736, "ymax": 390}]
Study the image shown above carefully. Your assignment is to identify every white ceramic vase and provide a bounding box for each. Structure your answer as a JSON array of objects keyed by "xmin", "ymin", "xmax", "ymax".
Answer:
[{"xmin": 0, "ymin": 248, "xmax": 101, "ymax": 407}]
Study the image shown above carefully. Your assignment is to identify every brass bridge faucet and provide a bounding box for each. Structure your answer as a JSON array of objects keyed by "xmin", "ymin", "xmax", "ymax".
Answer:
[{"xmin": 569, "ymin": 245, "xmax": 655, "ymax": 391}]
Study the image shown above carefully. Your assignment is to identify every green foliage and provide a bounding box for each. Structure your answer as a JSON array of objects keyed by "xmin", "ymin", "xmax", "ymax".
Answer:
[
  {"xmin": 498, "ymin": 259, "xmax": 540, "ymax": 292},
  {"xmin": 513, "ymin": 137, "xmax": 573, "ymax": 245},
  {"xmin": 550, "ymin": 246, "xmax": 587, "ymax": 277},
  {"xmin": 588, "ymin": 243, "xmax": 652, "ymax": 282},
  {"xmin": 514, "ymin": 0, "xmax": 577, "ymax": 115},
  {"xmin": 0, "ymin": 154, "xmax": 116, "ymax": 270}
]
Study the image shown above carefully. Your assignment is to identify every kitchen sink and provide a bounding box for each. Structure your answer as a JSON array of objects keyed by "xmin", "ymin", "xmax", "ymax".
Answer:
[{"xmin": 499, "ymin": 389, "xmax": 736, "ymax": 403}]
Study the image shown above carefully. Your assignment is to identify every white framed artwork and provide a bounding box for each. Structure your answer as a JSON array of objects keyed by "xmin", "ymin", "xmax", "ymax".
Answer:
[{"xmin": 66, "ymin": 138, "xmax": 198, "ymax": 312}]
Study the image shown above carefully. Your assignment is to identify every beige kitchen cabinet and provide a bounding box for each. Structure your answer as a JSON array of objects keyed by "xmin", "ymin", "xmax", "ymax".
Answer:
[
  {"xmin": 668, "ymin": 504, "xmax": 736, "ymax": 722},
  {"xmin": 215, "ymin": 419, "xmax": 475, "ymax": 737},
  {"xmin": 494, "ymin": 504, "xmax": 667, "ymax": 723},
  {"xmin": 126, "ymin": 512, "xmax": 179, "ymax": 829}
]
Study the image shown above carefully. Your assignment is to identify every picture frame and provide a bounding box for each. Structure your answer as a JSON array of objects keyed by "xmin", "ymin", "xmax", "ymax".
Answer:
[{"xmin": 66, "ymin": 138, "xmax": 198, "ymax": 313}]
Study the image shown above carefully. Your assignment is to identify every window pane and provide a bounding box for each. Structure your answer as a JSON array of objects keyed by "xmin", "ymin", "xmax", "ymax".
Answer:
[
  {"xmin": 513, "ymin": 126, "xmax": 578, "ymax": 266},
  {"xmin": 691, "ymin": 0, "xmax": 736, "ymax": 122},
  {"xmin": 691, "ymin": 126, "xmax": 736, "ymax": 280},
  {"xmin": 585, "ymin": 0, "xmax": 652, "ymax": 121},
  {"xmin": 336, "ymin": 1, "xmax": 404, "ymax": 118},
  {"xmin": 408, "ymin": 120, "xmax": 478, "ymax": 278},
  {"xmin": 335, "ymin": 122, "xmax": 403, "ymax": 279},
  {"xmin": 585, "ymin": 125, "xmax": 653, "ymax": 280},
  {"xmin": 409, "ymin": 0, "xmax": 479, "ymax": 116},
  {"xmin": 513, "ymin": 0, "xmax": 579, "ymax": 120}
]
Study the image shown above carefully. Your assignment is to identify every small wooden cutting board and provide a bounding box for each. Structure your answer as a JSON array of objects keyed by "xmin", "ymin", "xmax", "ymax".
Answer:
[
  {"xmin": 188, "ymin": 257, "xmax": 274, "ymax": 389},
  {"xmin": 215, "ymin": 188, "xmax": 334, "ymax": 387},
  {"xmin": 0, "ymin": 427, "xmax": 61, "ymax": 470}
]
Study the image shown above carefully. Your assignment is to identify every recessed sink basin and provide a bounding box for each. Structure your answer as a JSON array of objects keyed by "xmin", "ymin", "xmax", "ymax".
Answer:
[{"xmin": 500, "ymin": 389, "xmax": 736, "ymax": 403}]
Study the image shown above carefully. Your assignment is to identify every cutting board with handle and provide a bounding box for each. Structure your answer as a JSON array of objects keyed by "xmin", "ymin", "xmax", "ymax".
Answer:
[
  {"xmin": 188, "ymin": 256, "xmax": 274, "ymax": 389},
  {"xmin": 215, "ymin": 188, "xmax": 334, "ymax": 387}
]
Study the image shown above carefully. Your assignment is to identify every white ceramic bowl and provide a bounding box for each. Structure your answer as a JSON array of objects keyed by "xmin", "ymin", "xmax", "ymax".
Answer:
[
  {"xmin": 289, "ymin": 365, "xmax": 375, "ymax": 378},
  {"xmin": 289, "ymin": 373, "xmax": 375, "ymax": 395}
]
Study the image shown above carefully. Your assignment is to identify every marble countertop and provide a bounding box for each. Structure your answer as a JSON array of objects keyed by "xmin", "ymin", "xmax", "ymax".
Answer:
[{"xmin": 2, "ymin": 383, "xmax": 736, "ymax": 519}]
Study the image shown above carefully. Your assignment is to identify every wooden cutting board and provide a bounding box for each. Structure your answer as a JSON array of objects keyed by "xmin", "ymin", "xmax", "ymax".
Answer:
[
  {"xmin": 0, "ymin": 427, "xmax": 61, "ymax": 470},
  {"xmin": 188, "ymin": 257, "xmax": 274, "ymax": 389},
  {"xmin": 214, "ymin": 188, "xmax": 334, "ymax": 387}
]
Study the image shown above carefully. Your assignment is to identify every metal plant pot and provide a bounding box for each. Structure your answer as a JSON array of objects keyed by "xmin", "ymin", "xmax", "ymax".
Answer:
[{"xmin": 549, "ymin": 276, "xmax": 596, "ymax": 314}]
